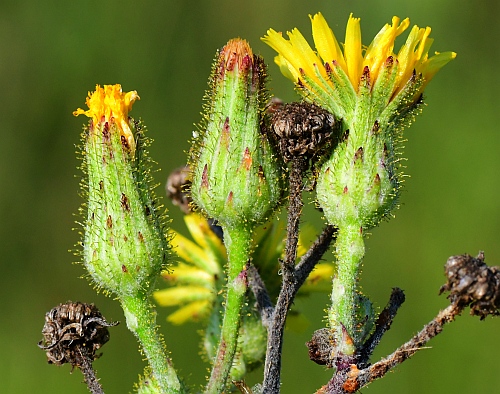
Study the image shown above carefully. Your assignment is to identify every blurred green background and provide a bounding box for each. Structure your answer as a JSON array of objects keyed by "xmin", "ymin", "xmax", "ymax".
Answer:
[{"xmin": 1, "ymin": 0, "xmax": 499, "ymax": 393}]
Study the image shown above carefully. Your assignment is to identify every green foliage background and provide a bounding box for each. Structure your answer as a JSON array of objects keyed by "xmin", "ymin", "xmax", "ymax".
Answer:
[{"xmin": 1, "ymin": 1, "xmax": 498, "ymax": 393}]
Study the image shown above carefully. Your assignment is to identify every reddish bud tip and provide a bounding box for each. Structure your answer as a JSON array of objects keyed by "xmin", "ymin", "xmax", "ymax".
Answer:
[
  {"xmin": 325, "ymin": 62, "xmax": 332, "ymax": 74},
  {"xmin": 201, "ymin": 164, "xmax": 209, "ymax": 189},
  {"xmin": 242, "ymin": 147, "xmax": 252, "ymax": 170},
  {"xmin": 354, "ymin": 147, "xmax": 364, "ymax": 163},
  {"xmin": 221, "ymin": 117, "xmax": 231, "ymax": 148},
  {"xmin": 361, "ymin": 66, "xmax": 371, "ymax": 87},
  {"xmin": 220, "ymin": 39, "xmax": 253, "ymax": 76}
]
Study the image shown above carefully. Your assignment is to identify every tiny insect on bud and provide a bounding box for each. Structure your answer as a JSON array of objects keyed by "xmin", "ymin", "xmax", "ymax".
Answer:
[{"xmin": 166, "ymin": 165, "xmax": 193, "ymax": 215}]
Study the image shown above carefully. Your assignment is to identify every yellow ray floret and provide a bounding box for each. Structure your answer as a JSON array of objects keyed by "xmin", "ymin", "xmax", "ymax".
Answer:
[
  {"xmin": 166, "ymin": 300, "xmax": 212, "ymax": 324},
  {"xmin": 74, "ymin": 84, "xmax": 139, "ymax": 153},
  {"xmin": 262, "ymin": 12, "xmax": 456, "ymax": 98},
  {"xmin": 154, "ymin": 285, "xmax": 213, "ymax": 307}
]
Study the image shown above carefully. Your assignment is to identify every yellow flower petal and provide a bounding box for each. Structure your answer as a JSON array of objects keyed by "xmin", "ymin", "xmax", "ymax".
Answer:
[
  {"xmin": 167, "ymin": 300, "xmax": 211, "ymax": 324},
  {"xmin": 161, "ymin": 262, "xmax": 214, "ymax": 287},
  {"xmin": 310, "ymin": 12, "xmax": 347, "ymax": 72},
  {"xmin": 169, "ymin": 230, "xmax": 214, "ymax": 273},
  {"xmin": 184, "ymin": 214, "xmax": 226, "ymax": 267},
  {"xmin": 262, "ymin": 28, "xmax": 302, "ymax": 82},
  {"xmin": 274, "ymin": 54, "xmax": 298, "ymax": 82},
  {"xmin": 396, "ymin": 25, "xmax": 428, "ymax": 91},
  {"xmin": 344, "ymin": 14, "xmax": 363, "ymax": 88},
  {"xmin": 287, "ymin": 28, "xmax": 325, "ymax": 80},
  {"xmin": 364, "ymin": 16, "xmax": 410, "ymax": 83},
  {"xmin": 262, "ymin": 13, "xmax": 455, "ymax": 101},
  {"xmin": 419, "ymin": 51, "xmax": 457, "ymax": 85},
  {"xmin": 301, "ymin": 263, "xmax": 336, "ymax": 293},
  {"xmin": 73, "ymin": 84, "xmax": 139, "ymax": 153},
  {"xmin": 153, "ymin": 285, "xmax": 213, "ymax": 307},
  {"xmin": 262, "ymin": 28, "xmax": 324, "ymax": 86}
]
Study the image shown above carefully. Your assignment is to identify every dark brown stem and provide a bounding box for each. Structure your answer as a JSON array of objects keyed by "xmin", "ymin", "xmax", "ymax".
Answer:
[
  {"xmin": 262, "ymin": 157, "xmax": 307, "ymax": 394},
  {"xmin": 294, "ymin": 224, "xmax": 336, "ymax": 287},
  {"xmin": 282, "ymin": 157, "xmax": 307, "ymax": 280},
  {"xmin": 247, "ymin": 263, "xmax": 274, "ymax": 329},
  {"xmin": 356, "ymin": 288, "xmax": 406, "ymax": 367},
  {"xmin": 357, "ymin": 303, "xmax": 462, "ymax": 388},
  {"xmin": 77, "ymin": 345, "xmax": 105, "ymax": 394},
  {"xmin": 322, "ymin": 302, "xmax": 463, "ymax": 394}
]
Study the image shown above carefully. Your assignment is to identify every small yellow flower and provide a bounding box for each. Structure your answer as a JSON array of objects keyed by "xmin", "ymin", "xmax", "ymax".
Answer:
[
  {"xmin": 262, "ymin": 13, "xmax": 456, "ymax": 100},
  {"xmin": 74, "ymin": 84, "xmax": 140, "ymax": 154}
]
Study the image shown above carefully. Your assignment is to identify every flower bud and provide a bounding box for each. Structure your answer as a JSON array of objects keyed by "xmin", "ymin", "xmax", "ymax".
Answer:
[
  {"xmin": 263, "ymin": 13, "xmax": 456, "ymax": 229},
  {"xmin": 75, "ymin": 84, "xmax": 170, "ymax": 298},
  {"xmin": 190, "ymin": 39, "xmax": 284, "ymax": 228}
]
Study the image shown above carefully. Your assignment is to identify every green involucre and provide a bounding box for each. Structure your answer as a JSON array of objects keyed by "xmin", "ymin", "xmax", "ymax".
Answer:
[
  {"xmin": 190, "ymin": 48, "xmax": 284, "ymax": 228},
  {"xmin": 81, "ymin": 119, "xmax": 170, "ymax": 298}
]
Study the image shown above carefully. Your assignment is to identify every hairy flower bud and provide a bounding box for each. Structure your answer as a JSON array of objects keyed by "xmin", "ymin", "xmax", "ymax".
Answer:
[
  {"xmin": 75, "ymin": 84, "xmax": 170, "ymax": 298},
  {"xmin": 190, "ymin": 39, "xmax": 284, "ymax": 228}
]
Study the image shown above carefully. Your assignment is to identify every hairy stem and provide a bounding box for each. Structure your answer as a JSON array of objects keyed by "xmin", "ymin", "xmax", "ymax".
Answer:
[
  {"xmin": 247, "ymin": 263, "xmax": 274, "ymax": 329},
  {"xmin": 77, "ymin": 345, "xmax": 105, "ymax": 394},
  {"xmin": 262, "ymin": 157, "xmax": 306, "ymax": 394},
  {"xmin": 329, "ymin": 223, "xmax": 365, "ymax": 354},
  {"xmin": 121, "ymin": 295, "xmax": 182, "ymax": 394},
  {"xmin": 205, "ymin": 225, "xmax": 251, "ymax": 394}
]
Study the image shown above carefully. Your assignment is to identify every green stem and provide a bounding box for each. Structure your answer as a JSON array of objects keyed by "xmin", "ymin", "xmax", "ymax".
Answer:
[
  {"xmin": 329, "ymin": 223, "xmax": 365, "ymax": 354},
  {"xmin": 205, "ymin": 225, "xmax": 251, "ymax": 394},
  {"xmin": 121, "ymin": 294, "xmax": 182, "ymax": 394}
]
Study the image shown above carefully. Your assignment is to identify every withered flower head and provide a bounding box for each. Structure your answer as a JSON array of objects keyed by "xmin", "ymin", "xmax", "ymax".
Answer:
[
  {"xmin": 38, "ymin": 302, "xmax": 118, "ymax": 367},
  {"xmin": 269, "ymin": 102, "xmax": 339, "ymax": 163},
  {"xmin": 440, "ymin": 253, "xmax": 500, "ymax": 319}
]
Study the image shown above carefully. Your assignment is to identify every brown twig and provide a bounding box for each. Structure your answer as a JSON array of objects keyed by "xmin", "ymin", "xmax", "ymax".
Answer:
[
  {"xmin": 247, "ymin": 263, "xmax": 274, "ymax": 329},
  {"xmin": 294, "ymin": 224, "xmax": 336, "ymax": 287},
  {"xmin": 77, "ymin": 346, "xmax": 106, "ymax": 394},
  {"xmin": 356, "ymin": 288, "xmax": 406, "ymax": 368},
  {"xmin": 320, "ymin": 302, "xmax": 462, "ymax": 394},
  {"xmin": 262, "ymin": 157, "xmax": 307, "ymax": 394},
  {"xmin": 319, "ymin": 252, "xmax": 500, "ymax": 394}
]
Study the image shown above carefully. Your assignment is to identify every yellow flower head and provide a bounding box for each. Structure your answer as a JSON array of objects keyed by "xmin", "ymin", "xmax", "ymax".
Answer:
[
  {"xmin": 73, "ymin": 84, "xmax": 140, "ymax": 153},
  {"xmin": 262, "ymin": 13, "xmax": 456, "ymax": 100}
]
